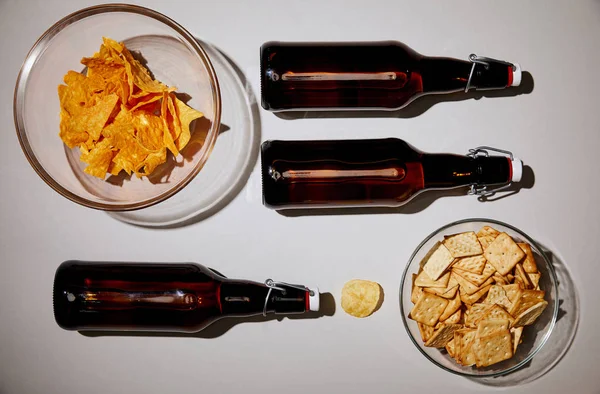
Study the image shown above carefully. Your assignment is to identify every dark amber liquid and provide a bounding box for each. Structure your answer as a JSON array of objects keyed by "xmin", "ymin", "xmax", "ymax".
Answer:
[
  {"xmin": 261, "ymin": 41, "xmax": 512, "ymax": 111},
  {"xmin": 261, "ymin": 139, "xmax": 511, "ymax": 209},
  {"xmin": 54, "ymin": 262, "xmax": 308, "ymax": 333}
]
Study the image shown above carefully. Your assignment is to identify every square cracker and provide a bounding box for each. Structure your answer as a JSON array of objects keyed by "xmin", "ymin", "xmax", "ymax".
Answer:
[
  {"xmin": 518, "ymin": 243, "xmax": 538, "ymax": 273},
  {"xmin": 476, "ymin": 319, "xmax": 510, "ymax": 337},
  {"xmin": 422, "ymin": 243, "xmax": 455, "ymax": 281},
  {"xmin": 465, "ymin": 303, "xmax": 492, "ymax": 327},
  {"xmin": 502, "ymin": 284, "xmax": 523, "ymax": 304},
  {"xmin": 423, "ymin": 271, "xmax": 459, "ymax": 298},
  {"xmin": 453, "ymin": 272, "xmax": 480, "ymax": 295},
  {"xmin": 411, "ymin": 274, "xmax": 423, "ymax": 304},
  {"xmin": 453, "ymin": 262, "xmax": 496, "ymax": 286},
  {"xmin": 458, "ymin": 329, "xmax": 478, "ymax": 366},
  {"xmin": 509, "ymin": 289, "xmax": 545, "ymax": 316},
  {"xmin": 511, "ymin": 327, "xmax": 524, "ymax": 354},
  {"xmin": 492, "ymin": 272, "xmax": 509, "ymax": 286},
  {"xmin": 445, "ymin": 338, "xmax": 456, "ymax": 358},
  {"xmin": 477, "ymin": 226, "xmax": 500, "ymax": 239},
  {"xmin": 474, "ymin": 329, "xmax": 513, "ymax": 367},
  {"xmin": 443, "ymin": 232, "xmax": 483, "ymax": 258},
  {"xmin": 409, "ymin": 292, "xmax": 449, "ymax": 327},
  {"xmin": 452, "ymin": 255, "xmax": 487, "ymax": 274},
  {"xmin": 515, "ymin": 263, "xmax": 533, "ymax": 289},
  {"xmin": 418, "ymin": 322, "xmax": 434, "ymax": 342},
  {"xmin": 478, "ymin": 236, "xmax": 496, "ymax": 251},
  {"xmin": 425, "ymin": 323, "xmax": 462, "ymax": 348},
  {"xmin": 443, "ymin": 309, "xmax": 462, "ymax": 324},
  {"xmin": 460, "ymin": 284, "xmax": 492, "ymax": 305},
  {"xmin": 440, "ymin": 293, "xmax": 462, "ymax": 321},
  {"xmin": 484, "ymin": 285, "xmax": 513, "ymax": 310},
  {"xmin": 415, "ymin": 270, "xmax": 451, "ymax": 288},
  {"xmin": 484, "ymin": 233, "xmax": 525, "ymax": 275},
  {"xmin": 480, "ymin": 304, "xmax": 515, "ymax": 325},
  {"xmin": 528, "ymin": 272, "xmax": 541, "ymax": 289}
]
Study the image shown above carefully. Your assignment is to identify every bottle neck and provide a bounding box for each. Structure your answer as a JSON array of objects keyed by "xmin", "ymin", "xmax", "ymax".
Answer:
[
  {"xmin": 420, "ymin": 57, "xmax": 512, "ymax": 93},
  {"xmin": 220, "ymin": 281, "xmax": 308, "ymax": 316},
  {"xmin": 422, "ymin": 154, "xmax": 512, "ymax": 189}
]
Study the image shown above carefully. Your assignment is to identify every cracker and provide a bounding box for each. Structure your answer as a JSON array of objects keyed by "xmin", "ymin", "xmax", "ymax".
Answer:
[
  {"xmin": 484, "ymin": 233, "xmax": 525, "ymax": 275},
  {"xmin": 515, "ymin": 263, "xmax": 533, "ymax": 289},
  {"xmin": 518, "ymin": 243, "xmax": 538, "ymax": 273},
  {"xmin": 480, "ymin": 304, "xmax": 515, "ymax": 325},
  {"xmin": 415, "ymin": 270, "xmax": 451, "ymax": 288},
  {"xmin": 484, "ymin": 285, "xmax": 513, "ymax": 310},
  {"xmin": 453, "ymin": 272, "xmax": 480, "ymax": 295},
  {"xmin": 476, "ymin": 319, "xmax": 510, "ymax": 337},
  {"xmin": 423, "ymin": 274, "xmax": 459, "ymax": 298},
  {"xmin": 473, "ymin": 329, "xmax": 513, "ymax": 367},
  {"xmin": 509, "ymin": 289, "xmax": 545, "ymax": 316},
  {"xmin": 478, "ymin": 235, "xmax": 496, "ymax": 250},
  {"xmin": 409, "ymin": 292, "xmax": 449, "ymax": 327},
  {"xmin": 511, "ymin": 326, "xmax": 524, "ymax": 354},
  {"xmin": 477, "ymin": 226, "xmax": 500, "ymax": 239},
  {"xmin": 446, "ymin": 338, "xmax": 456, "ymax": 358},
  {"xmin": 453, "ymin": 262, "xmax": 496, "ymax": 286},
  {"xmin": 425, "ymin": 323, "xmax": 462, "ymax": 348},
  {"xmin": 502, "ymin": 284, "xmax": 523, "ymax": 304},
  {"xmin": 460, "ymin": 284, "xmax": 492, "ymax": 305},
  {"xmin": 465, "ymin": 303, "xmax": 493, "ymax": 328},
  {"xmin": 459, "ymin": 329, "xmax": 478, "ymax": 366},
  {"xmin": 440, "ymin": 293, "xmax": 462, "ymax": 321},
  {"xmin": 411, "ymin": 274, "xmax": 424, "ymax": 304},
  {"xmin": 443, "ymin": 232, "xmax": 483, "ymax": 258},
  {"xmin": 452, "ymin": 255, "xmax": 487, "ymax": 274},
  {"xmin": 528, "ymin": 272, "xmax": 541, "ymax": 289},
  {"xmin": 443, "ymin": 309, "xmax": 462, "ymax": 324},
  {"xmin": 512, "ymin": 300, "xmax": 548, "ymax": 327},
  {"xmin": 492, "ymin": 272, "xmax": 509, "ymax": 286},
  {"xmin": 422, "ymin": 243, "xmax": 455, "ymax": 280},
  {"xmin": 418, "ymin": 322, "xmax": 434, "ymax": 342}
]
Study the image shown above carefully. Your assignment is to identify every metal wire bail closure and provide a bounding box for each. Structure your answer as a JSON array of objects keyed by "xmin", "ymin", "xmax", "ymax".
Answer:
[
  {"xmin": 465, "ymin": 54, "xmax": 516, "ymax": 93},
  {"xmin": 467, "ymin": 146, "xmax": 514, "ymax": 198},
  {"xmin": 263, "ymin": 279, "xmax": 314, "ymax": 316}
]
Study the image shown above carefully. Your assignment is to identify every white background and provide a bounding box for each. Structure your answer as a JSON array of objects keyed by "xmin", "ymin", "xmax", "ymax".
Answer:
[{"xmin": 1, "ymin": 0, "xmax": 598, "ymax": 393}]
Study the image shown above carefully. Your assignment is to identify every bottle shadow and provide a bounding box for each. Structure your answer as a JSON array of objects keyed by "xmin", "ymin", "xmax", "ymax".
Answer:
[
  {"xmin": 277, "ymin": 165, "xmax": 534, "ymax": 217},
  {"xmin": 274, "ymin": 72, "xmax": 534, "ymax": 120},
  {"xmin": 469, "ymin": 244, "xmax": 579, "ymax": 387},
  {"xmin": 79, "ymin": 292, "xmax": 335, "ymax": 339}
]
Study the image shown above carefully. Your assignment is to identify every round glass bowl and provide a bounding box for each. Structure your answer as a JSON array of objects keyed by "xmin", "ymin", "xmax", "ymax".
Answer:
[
  {"xmin": 14, "ymin": 4, "xmax": 221, "ymax": 210},
  {"xmin": 400, "ymin": 218, "xmax": 558, "ymax": 377}
]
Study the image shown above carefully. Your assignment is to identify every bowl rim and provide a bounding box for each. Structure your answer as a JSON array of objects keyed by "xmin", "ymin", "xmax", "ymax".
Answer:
[
  {"xmin": 399, "ymin": 217, "xmax": 559, "ymax": 378},
  {"xmin": 13, "ymin": 3, "xmax": 222, "ymax": 211}
]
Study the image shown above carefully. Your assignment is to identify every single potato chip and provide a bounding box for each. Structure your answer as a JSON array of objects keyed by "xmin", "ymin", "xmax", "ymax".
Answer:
[{"xmin": 341, "ymin": 279, "xmax": 382, "ymax": 318}]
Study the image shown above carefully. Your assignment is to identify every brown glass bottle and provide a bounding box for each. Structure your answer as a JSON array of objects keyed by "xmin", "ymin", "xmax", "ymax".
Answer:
[
  {"xmin": 261, "ymin": 139, "xmax": 522, "ymax": 209},
  {"xmin": 260, "ymin": 41, "xmax": 521, "ymax": 111},
  {"xmin": 53, "ymin": 261, "xmax": 319, "ymax": 333}
]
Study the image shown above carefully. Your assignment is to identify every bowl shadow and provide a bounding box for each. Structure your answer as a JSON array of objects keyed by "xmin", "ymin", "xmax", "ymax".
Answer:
[{"xmin": 469, "ymin": 243, "xmax": 579, "ymax": 387}]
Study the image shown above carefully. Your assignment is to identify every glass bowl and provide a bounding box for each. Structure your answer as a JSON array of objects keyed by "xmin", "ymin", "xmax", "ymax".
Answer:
[
  {"xmin": 400, "ymin": 218, "xmax": 559, "ymax": 377},
  {"xmin": 14, "ymin": 4, "xmax": 221, "ymax": 210}
]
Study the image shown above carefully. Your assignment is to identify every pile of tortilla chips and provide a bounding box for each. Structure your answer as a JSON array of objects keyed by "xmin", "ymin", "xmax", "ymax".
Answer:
[{"xmin": 58, "ymin": 37, "xmax": 204, "ymax": 179}]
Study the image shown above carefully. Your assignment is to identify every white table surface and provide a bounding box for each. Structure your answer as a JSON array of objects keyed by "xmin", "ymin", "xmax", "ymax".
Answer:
[{"xmin": 1, "ymin": 0, "xmax": 598, "ymax": 393}]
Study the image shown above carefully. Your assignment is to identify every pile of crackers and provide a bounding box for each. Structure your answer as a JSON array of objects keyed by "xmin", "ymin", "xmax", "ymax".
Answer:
[{"xmin": 408, "ymin": 226, "xmax": 548, "ymax": 368}]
